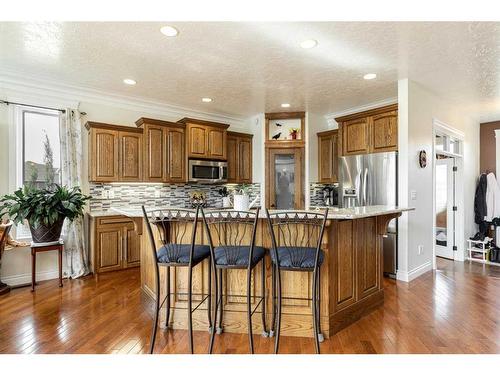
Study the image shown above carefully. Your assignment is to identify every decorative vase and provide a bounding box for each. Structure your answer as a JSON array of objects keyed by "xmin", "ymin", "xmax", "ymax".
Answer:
[{"xmin": 222, "ymin": 196, "xmax": 232, "ymax": 208}]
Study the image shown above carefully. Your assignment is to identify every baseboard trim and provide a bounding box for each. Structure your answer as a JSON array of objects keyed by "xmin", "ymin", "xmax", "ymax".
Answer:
[
  {"xmin": 1, "ymin": 269, "xmax": 60, "ymax": 286},
  {"xmin": 396, "ymin": 261, "xmax": 432, "ymax": 282}
]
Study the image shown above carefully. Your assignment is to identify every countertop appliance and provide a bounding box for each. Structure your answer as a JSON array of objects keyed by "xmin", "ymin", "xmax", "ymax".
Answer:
[
  {"xmin": 321, "ymin": 184, "xmax": 339, "ymax": 206},
  {"xmin": 188, "ymin": 159, "xmax": 228, "ymax": 183},
  {"xmin": 339, "ymin": 151, "xmax": 398, "ymax": 278}
]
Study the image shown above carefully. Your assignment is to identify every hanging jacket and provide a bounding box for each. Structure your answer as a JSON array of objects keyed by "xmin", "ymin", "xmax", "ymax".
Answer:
[
  {"xmin": 474, "ymin": 174, "xmax": 487, "ymax": 224},
  {"xmin": 486, "ymin": 172, "xmax": 500, "ymax": 221}
]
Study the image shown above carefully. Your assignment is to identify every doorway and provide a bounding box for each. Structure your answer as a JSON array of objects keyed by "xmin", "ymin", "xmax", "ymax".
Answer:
[
  {"xmin": 435, "ymin": 155, "xmax": 456, "ymax": 259},
  {"xmin": 432, "ymin": 119, "xmax": 465, "ymax": 267},
  {"xmin": 265, "ymin": 147, "xmax": 304, "ymax": 209}
]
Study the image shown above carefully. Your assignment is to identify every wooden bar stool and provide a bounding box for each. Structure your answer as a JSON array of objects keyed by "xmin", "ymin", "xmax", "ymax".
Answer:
[{"xmin": 31, "ymin": 240, "xmax": 64, "ymax": 291}]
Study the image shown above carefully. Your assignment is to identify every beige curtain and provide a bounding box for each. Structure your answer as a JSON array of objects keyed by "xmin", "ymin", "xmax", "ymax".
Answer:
[{"xmin": 60, "ymin": 109, "xmax": 89, "ymax": 278}]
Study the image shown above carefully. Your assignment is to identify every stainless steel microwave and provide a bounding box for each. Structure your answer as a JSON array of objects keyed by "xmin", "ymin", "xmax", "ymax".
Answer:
[{"xmin": 188, "ymin": 160, "xmax": 228, "ymax": 183}]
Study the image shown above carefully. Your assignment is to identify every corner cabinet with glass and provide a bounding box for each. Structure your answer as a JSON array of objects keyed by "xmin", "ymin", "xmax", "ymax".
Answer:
[{"xmin": 265, "ymin": 112, "xmax": 305, "ymax": 209}]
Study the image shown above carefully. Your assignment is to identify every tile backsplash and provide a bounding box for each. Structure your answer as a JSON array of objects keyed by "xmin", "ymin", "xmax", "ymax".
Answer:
[{"xmin": 89, "ymin": 183, "xmax": 261, "ymax": 211}]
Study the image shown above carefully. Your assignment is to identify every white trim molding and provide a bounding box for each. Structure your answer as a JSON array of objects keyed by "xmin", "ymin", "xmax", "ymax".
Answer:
[
  {"xmin": 396, "ymin": 260, "xmax": 432, "ymax": 282},
  {"xmin": 495, "ymin": 129, "xmax": 500, "ymax": 177},
  {"xmin": 0, "ymin": 69, "xmax": 248, "ymax": 127},
  {"xmin": 1, "ymin": 269, "xmax": 62, "ymax": 287},
  {"xmin": 324, "ymin": 97, "xmax": 398, "ymax": 127}
]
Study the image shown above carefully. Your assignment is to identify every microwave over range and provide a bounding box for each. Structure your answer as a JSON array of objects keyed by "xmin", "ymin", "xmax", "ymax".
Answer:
[{"xmin": 188, "ymin": 159, "xmax": 228, "ymax": 183}]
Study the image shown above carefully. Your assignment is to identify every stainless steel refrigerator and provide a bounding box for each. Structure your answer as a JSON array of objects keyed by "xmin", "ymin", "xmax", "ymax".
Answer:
[{"xmin": 338, "ymin": 151, "xmax": 398, "ymax": 277}]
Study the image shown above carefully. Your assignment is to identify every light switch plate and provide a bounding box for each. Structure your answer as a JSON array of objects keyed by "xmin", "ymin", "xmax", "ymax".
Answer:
[{"xmin": 410, "ymin": 190, "xmax": 417, "ymax": 200}]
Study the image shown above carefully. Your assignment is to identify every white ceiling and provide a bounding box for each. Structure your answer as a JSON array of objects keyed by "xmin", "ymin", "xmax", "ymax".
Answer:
[{"xmin": 0, "ymin": 22, "xmax": 499, "ymax": 119}]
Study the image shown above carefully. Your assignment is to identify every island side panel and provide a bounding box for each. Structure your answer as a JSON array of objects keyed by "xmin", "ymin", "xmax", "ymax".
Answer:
[{"xmin": 329, "ymin": 217, "xmax": 385, "ymax": 334}]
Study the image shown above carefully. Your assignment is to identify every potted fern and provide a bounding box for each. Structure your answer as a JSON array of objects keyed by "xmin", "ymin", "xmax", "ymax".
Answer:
[{"xmin": 0, "ymin": 185, "xmax": 90, "ymax": 243}]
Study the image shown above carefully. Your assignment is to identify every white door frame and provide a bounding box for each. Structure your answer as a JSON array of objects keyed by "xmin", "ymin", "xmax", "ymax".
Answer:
[
  {"xmin": 435, "ymin": 157, "xmax": 455, "ymax": 260},
  {"xmin": 432, "ymin": 119, "xmax": 465, "ymax": 269}
]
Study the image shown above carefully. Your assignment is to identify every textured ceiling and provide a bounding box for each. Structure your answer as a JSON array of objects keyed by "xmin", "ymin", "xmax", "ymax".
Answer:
[{"xmin": 0, "ymin": 22, "xmax": 499, "ymax": 118}]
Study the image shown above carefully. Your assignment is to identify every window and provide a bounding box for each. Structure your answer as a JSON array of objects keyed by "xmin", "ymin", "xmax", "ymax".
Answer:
[{"xmin": 12, "ymin": 106, "xmax": 62, "ymax": 239}]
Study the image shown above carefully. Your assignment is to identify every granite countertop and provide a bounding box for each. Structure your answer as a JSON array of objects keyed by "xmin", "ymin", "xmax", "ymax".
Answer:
[{"xmin": 87, "ymin": 205, "xmax": 414, "ymax": 220}]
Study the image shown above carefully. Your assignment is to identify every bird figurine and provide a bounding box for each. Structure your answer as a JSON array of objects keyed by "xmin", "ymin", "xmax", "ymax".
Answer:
[
  {"xmin": 276, "ymin": 122, "xmax": 283, "ymax": 127},
  {"xmin": 272, "ymin": 132, "xmax": 281, "ymax": 140}
]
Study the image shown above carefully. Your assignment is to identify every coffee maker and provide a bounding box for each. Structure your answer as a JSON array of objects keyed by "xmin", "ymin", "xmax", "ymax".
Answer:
[{"xmin": 321, "ymin": 184, "xmax": 338, "ymax": 206}]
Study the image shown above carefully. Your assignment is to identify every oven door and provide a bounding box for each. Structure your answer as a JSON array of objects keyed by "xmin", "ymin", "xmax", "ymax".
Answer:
[{"xmin": 189, "ymin": 160, "xmax": 227, "ymax": 183}]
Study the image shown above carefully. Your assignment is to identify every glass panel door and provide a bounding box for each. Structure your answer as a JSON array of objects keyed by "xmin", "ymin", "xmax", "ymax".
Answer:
[
  {"xmin": 267, "ymin": 148, "xmax": 304, "ymax": 209},
  {"xmin": 274, "ymin": 154, "xmax": 295, "ymax": 209}
]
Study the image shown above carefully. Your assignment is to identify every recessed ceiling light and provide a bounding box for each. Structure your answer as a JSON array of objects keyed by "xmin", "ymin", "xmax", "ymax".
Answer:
[
  {"xmin": 201, "ymin": 97, "xmax": 212, "ymax": 103},
  {"xmin": 300, "ymin": 39, "xmax": 318, "ymax": 49},
  {"xmin": 363, "ymin": 73, "xmax": 377, "ymax": 80},
  {"xmin": 160, "ymin": 25, "xmax": 179, "ymax": 37},
  {"xmin": 123, "ymin": 78, "xmax": 136, "ymax": 85},
  {"xmin": 281, "ymin": 103, "xmax": 291, "ymax": 108}
]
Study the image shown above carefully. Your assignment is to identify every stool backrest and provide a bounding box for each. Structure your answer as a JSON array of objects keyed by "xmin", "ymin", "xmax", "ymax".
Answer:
[
  {"xmin": 201, "ymin": 208, "xmax": 260, "ymax": 267},
  {"xmin": 265, "ymin": 209, "xmax": 328, "ymax": 269},
  {"xmin": 142, "ymin": 206, "xmax": 200, "ymax": 265}
]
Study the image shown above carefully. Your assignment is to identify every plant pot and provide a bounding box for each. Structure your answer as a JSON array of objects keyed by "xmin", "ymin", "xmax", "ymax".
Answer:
[
  {"xmin": 291, "ymin": 132, "xmax": 298, "ymax": 140},
  {"xmin": 233, "ymin": 194, "xmax": 250, "ymax": 211},
  {"xmin": 29, "ymin": 218, "xmax": 65, "ymax": 243}
]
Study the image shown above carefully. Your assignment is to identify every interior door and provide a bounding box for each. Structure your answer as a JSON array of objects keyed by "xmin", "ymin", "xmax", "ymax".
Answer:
[
  {"xmin": 435, "ymin": 157, "xmax": 455, "ymax": 259},
  {"xmin": 267, "ymin": 148, "xmax": 304, "ymax": 209}
]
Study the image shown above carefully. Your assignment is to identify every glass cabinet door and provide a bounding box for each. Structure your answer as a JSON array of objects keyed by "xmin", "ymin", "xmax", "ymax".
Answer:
[{"xmin": 267, "ymin": 148, "xmax": 304, "ymax": 209}]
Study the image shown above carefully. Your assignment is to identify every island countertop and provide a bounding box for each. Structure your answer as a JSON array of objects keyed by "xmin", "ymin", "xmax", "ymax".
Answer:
[{"xmin": 88, "ymin": 205, "xmax": 414, "ymax": 220}]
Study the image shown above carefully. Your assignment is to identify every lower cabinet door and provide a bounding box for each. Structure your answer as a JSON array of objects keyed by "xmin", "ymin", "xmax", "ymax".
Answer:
[
  {"xmin": 96, "ymin": 227, "xmax": 123, "ymax": 273},
  {"xmin": 124, "ymin": 225, "xmax": 141, "ymax": 268}
]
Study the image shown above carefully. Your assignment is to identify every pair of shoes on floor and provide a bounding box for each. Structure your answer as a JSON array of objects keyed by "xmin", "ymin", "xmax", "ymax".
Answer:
[{"xmin": 470, "ymin": 232, "xmax": 485, "ymax": 241}]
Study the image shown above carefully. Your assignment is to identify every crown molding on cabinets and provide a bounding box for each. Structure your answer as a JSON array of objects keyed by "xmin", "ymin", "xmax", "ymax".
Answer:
[
  {"xmin": 324, "ymin": 97, "xmax": 398, "ymax": 127},
  {"xmin": 0, "ymin": 69, "xmax": 248, "ymax": 127}
]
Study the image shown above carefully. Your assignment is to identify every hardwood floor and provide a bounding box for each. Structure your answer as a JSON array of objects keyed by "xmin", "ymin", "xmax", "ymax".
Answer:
[{"xmin": 1, "ymin": 258, "xmax": 499, "ymax": 354}]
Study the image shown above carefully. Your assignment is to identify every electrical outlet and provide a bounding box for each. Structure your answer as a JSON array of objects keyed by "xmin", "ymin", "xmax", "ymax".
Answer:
[
  {"xmin": 101, "ymin": 190, "xmax": 108, "ymax": 199},
  {"xmin": 108, "ymin": 190, "xmax": 115, "ymax": 199},
  {"xmin": 154, "ymin": 190, "xmax": 161, "ymax": 198},
  {"xmin": 417, "ymin": 245, "xmax": 424, "ymax": 255}
]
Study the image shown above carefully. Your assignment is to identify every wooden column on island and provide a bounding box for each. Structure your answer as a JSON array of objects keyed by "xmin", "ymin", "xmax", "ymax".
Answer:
[{"xmin": 137, "ymin": 212, "xmax": 402, "ymax": 338}]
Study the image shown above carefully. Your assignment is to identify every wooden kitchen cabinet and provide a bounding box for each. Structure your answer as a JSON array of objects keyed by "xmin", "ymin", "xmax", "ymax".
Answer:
[
  {"xmin": 178, "ymin": 117, "xmax": 229, "ymax": 160},
  {"xmin": 135, "ymin": 118, "xmax": 186, "ymax": 183},
  {"xmin": 90, "ymin": 216, "xmax": 141, "ymax": 274},
  {"xmin": 335, "ymin": 104, "xmax": 398, "ymax": 156},
  {"xmin": 227, "ymin": 131, "xmax": 253, "ymax": 183},
  {"xmin": 371, "ymin": 110, "xmax": 398, "ymax": 153},
  {"xmin": 86, "ymin": 122, "xmax": 143, "ymax": 183},
  {"xmin": 119, "ymin": 131, "xmax": 143, "ymax": 181},
  {"xmin": 317, "ymin": 129, "xmax": 339, "ymax": 183}
]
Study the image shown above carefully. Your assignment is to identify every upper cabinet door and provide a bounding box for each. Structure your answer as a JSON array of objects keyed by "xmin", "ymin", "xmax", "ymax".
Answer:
[
  {"xmin": 144, "ymin": 125, "xmax": 165, "ymax": 182},
  {"xmin": 318, "ymin": 134, "xmax": 333, "ymax": 182},
  {"xmin": 187, "ymin": 124, "xmax": 208, "ymax": 158},
  {"xmin": 370, "ymin": 110, "xmax": 398, "ymax": 153},
  {"xmin": 226, "ymin": 135, "xmax": 238, "ymax": 183},
  {"xmin": 238, "ymin": 138, "xmax": 252, "ymax": 183},
  {"xmin": 166, "ymin": 128, "xmax": 185, "ymax": 182},
  {"xmin": 342, "ymin": 118, "xmax": 370, "ymax": 155},
  {"xmin": 317, "ymin": 131, "xmax": 339, "ymax": 183},
  {"xmin": 91, "ymin": 128, "xmax": 119, "ymax": 182},
  {"xmin": 119, "ymin": 131, "xmax": 142, "ymax": 181},
  {"xmin": 207, "ymin": 128, "xmax": 226, "ymax": 159}
]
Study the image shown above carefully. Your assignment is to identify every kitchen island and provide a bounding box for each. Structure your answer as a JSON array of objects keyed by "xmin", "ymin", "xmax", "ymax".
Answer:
[{"xmin": 112, "ymin": 206, "xmax": 413, "ymax": 338}]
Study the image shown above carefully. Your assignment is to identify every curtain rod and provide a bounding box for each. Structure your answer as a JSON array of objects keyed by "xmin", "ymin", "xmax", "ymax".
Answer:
[{"xmin": 0, "ymin": 99, "xmax": 67, "ymax": 114}]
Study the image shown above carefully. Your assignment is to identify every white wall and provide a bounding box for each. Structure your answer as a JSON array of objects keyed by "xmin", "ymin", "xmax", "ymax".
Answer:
[
  {"xmin": 306, "ymin": 112, "xmax": 332, "ymax": 184},
  {"xmin": 397, "ymin": 79, "xmax": 480, "ymax": 281},
  {"xmin": 0, "ymin": 80, "xmax": 253, "ymax": 286}
]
